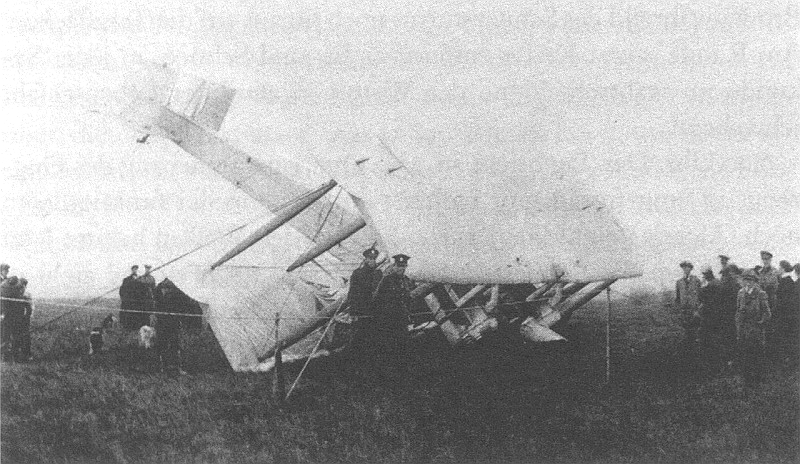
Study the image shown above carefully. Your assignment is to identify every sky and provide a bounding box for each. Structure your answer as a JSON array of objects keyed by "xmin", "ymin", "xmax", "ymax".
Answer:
[{"xmin": 1, "ymin": 0, "xmax": 798, "ymax": 298}]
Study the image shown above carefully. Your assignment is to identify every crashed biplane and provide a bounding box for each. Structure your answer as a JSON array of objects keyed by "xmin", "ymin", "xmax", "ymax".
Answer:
[{"xmin": 112, "ymin": 59, "xmax": 641, "ymax": 372}]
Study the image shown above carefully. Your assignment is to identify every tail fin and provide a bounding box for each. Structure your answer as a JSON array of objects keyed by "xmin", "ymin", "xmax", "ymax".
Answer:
[{"xmin": 117, "ymin": 58, "xmax": 235, "ymax": 136}]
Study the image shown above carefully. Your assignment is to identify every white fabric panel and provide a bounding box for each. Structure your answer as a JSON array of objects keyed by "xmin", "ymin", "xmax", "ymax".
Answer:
[
  {"xmin": 168, "ymin": 266, "xmax": 346, "ymax": 372},
  {"xmin": 317, "ymin": 132, "xmax": 642, "ymax": 284},
  {"xmin": 153, "ymin": 107, "xmax": 378, "ymax": 263}
]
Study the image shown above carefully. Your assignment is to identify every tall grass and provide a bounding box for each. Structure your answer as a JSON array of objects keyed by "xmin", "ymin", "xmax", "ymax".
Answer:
[{"xmin": 2, "ymin": 296, "xmax": 798, "ymax": 463}]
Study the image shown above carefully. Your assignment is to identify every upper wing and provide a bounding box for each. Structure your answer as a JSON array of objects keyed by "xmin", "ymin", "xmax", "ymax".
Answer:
[{"xmin": 118, "ymin": 60, "xmax": 377, "ymax": 265}]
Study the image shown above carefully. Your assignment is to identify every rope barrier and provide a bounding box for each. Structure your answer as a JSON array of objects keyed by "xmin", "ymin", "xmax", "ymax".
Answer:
[
  {"xmin": 5, "ymin": 283, "xmax": 655, "ymax": 328},
  {"xmin": 30, "ymin": 218, "xmax": 257, "ymax": 331}
]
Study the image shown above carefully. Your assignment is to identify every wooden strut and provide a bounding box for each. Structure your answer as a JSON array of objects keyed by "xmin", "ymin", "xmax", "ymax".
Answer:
[
  {"xmin": 211, "ymin": 180, "xmax": 337, "ymax": 269},
  {"xmin": 605, "ymin": 287, "xmax": 612, "ymax": 385},
  {"xmin": 286, "ymin": 218, "xmax": 367, "ymax": 272},
  {"xmin": 272, "ymin": 312, "xmax": 285, "ymax": 402}
]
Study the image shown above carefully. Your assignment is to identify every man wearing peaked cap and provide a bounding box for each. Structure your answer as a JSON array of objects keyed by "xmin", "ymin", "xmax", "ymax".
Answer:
[
  {"xmin": 756, "ymin": 250, "xmax": 780, "ymax": 325},
  {"xmin": 362, "ymin": 247, "xmax": 380, "ymax": 259},
  {"xmin": 371, "ymin": 253, "xmax": 412, "ymax": 392},
  {"xmin": 346, "ymin": 247, "xmax": 384, "ymax": 374},
  {"xmin": 718, "ymin": 255, "xmax": 734, "ymax": 275},
  {"xmin": 675, "ymin": 260, "xmax": 702, "ymax": 368},
  {"xmin": 392, "ymin": 254, "xmax": 410, "ymax": 267}
]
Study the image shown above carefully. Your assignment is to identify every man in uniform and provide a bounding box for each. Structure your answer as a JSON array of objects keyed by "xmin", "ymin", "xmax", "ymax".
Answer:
[
  {"xmin": 756, "ymin": 251, "xmax": 780, "ymax": 317},
  {"xmin": 756, "ymin": 251, "xmax": 781, "ymax": 349},
  {"xmin": 675, "ymin": 261, "xmax": 702, "ymax": 370},
  {"xmin": 0, "ymin": 263, "xmax": 9, "ymax": 282},
  {"xmin": 371, "ymin": 254, "xmax": 412, "ymax": 392},
  {"xmin": 736, "ymin": 270, "xmax": 771, "ymax": 387},
  {"xmin": 346, "ymin": 247, "xmax": 383, "ymax": 373}
]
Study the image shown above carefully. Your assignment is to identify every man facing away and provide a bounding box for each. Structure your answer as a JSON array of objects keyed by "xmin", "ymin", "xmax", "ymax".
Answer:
[
  {"xmin": 736, "ymin": 270, "xmax": 771, "ymax": 387},
  {"xmin": 699, "ymin": 267, "xmax": 724, "ymax": 359}
]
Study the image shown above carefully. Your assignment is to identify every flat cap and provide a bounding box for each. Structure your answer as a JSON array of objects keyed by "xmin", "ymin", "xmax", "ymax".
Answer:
[
  {"xmin": 760, "ymin": 250, "xmax": 773, "ymax": 259},
  {"xmin": 718, "ymin": 255, "xmax": 730, "ymax": 261},
  {"xmin": 679, "ymin": 261, "xmax": 693, "ymax": 269}
]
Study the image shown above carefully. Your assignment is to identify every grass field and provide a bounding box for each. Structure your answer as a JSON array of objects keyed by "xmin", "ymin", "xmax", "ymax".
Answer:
[{"xmin": 2, "ymin": 293, "xmax": 798, "ymax": 463}]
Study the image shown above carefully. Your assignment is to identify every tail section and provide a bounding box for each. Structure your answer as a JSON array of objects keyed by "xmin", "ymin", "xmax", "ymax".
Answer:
[{"xmin": 117, "ymin": 58, "xmax": 235, "ymax": 136}]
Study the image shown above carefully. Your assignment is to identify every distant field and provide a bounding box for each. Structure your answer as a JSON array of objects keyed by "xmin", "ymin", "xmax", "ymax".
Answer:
[{"xmin": 2, "ymin": 293, "xmax": 798, "ymax": 463}]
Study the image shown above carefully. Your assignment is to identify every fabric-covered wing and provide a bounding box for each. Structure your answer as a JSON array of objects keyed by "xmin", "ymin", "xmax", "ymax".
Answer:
[
  {"xmin": 154, "ymin": 107, "xmax": 376, "ymax": 262},
  {"xmin": 118, "ymin": 59, "xmax": 377, "ymax": 263}
]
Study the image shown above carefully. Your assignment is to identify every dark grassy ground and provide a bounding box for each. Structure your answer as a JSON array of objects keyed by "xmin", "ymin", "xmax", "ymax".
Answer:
[{"xmin": 2, "ymin": 294, "xmax": 798, "ymax": 463}]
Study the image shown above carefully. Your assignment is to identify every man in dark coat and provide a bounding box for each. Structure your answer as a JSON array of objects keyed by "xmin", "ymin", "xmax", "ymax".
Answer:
[
  {"xmin": 347, "ymin": 247, "xmax": 383, "ymax": 354},
  {"xmin": 138, "ymin": 265, "xmax": 157, "ymax": 328},
  {"xmin": 1, "ymin": 277, "xmax": 24, "ymax": 362},
  {"xmin": 119, "ymin": 265, "xmax": 140, "ymax": 329},
  {"xmin": 699, "ymin": 268, "xmax": 723, "ymax": 344},
  {"xmin": 154, "ymin": 278, "xmax": 185, "ymax": 374},
  {"xmin": 371, "ymin": 254, "xmax": 412, "ymax": 391},
  {"xmin": 776, "ymin": 260, "xmax": 799, "ymax": 341},
  {"xmin": 17, "ymin": 278, "xmax": 33, "ymax": 361}
]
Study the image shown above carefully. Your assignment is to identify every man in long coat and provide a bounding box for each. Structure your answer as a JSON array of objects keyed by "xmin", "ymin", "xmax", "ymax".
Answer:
[
  {"xmin": 776, "ymin": 260, "xmax": 799, "ymax": 340},
  {"xmin": 346, "ymin": 247, "xmax": 383, "ymax": 363},
  {"xmin": 154, "ymin": 279, "xmax": 185, "ymax": 374},
  {"xmin": 699, "ymin": 267, "xmax": 724, "ymax": 363},
  {"xmin": 736, "ymin": 270, "xmax": 772, "ymax": 386},
  {"xmin": 119, "ymin": 265, "xmax": 140, "ymax": 329},
  {"xmin": 719, "ymin": 265, "xmax": 742, "ymax": 366},
  {"xmin": 675, "ymin": 261, "xmax": 702, "ymax": 349},
  {"xmin": 371, "ymin": 254, "xmax": 412, "ymax": 391}
]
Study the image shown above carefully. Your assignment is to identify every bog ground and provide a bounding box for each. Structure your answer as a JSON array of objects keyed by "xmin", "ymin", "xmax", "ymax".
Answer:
[{"xmin": 2, "ymin": 293, "xmax": 798, "ymax": 463}]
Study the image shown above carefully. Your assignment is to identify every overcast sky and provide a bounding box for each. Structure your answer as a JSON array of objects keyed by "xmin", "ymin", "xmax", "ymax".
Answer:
[{"xmin": 1, "ymin": 0, "xmax": 798, "ymax": 298}]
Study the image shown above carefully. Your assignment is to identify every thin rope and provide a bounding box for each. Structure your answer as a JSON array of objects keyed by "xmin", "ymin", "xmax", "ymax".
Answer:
[{"xmin": 33, "ymin": 220, "xmax": 250, "ymax": 331}]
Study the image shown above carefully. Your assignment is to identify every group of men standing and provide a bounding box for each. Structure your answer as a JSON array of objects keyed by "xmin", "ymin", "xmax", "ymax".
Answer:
[
  {"xmin": 119, "ymin": 264, "xmax": 157, "ymax": 330},
  {"xmin": 674, "ymin": 251, "xmax": 800, "ymax": 386},
  {"xmin": 0, "ymin": 263, "xmax": 34, "ymax": 363},
  {"xmin": 346, "ymin": 247, "xmax": 413, "ymax": 391},
  {"xmin": 119, "ymin": 265, "xmax": 201, "ymax": 373}
]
